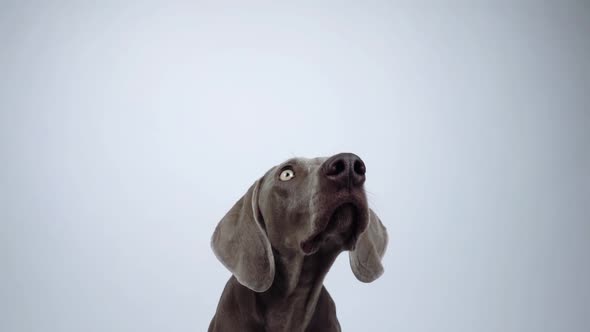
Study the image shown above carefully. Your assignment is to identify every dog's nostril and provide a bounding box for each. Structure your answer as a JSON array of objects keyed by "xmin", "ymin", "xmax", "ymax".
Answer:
[
  {"xmin": 353, "ymin": 159, "xmax": 366, "ymax": 176},
  {"xmin": 327, "ymin": 159, "xmax": 346, "ymax": 176},
  {"xmin": 324, "ymin": 153, "xmax": 366, "ymax": 186}
]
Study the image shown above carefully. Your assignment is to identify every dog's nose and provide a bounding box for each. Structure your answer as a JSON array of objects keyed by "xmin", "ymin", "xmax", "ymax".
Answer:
[{"xmin": 323, "ymin": 153, "xmax": 366, "ymax": 187}]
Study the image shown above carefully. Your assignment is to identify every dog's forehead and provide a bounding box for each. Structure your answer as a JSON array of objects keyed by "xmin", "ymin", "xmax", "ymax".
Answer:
[
  {"xmin": 262, "ymin": 157, "xmax": 326, "ymax": 182},
  {"xmin": 280, "ymin": 156, "xmax": 327, "ymax": 170}
]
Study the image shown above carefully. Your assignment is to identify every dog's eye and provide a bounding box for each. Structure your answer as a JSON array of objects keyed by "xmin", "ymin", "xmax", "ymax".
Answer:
[{"xmin": 279, "ymin": 169, "xmax": 295, "ymax": 181}]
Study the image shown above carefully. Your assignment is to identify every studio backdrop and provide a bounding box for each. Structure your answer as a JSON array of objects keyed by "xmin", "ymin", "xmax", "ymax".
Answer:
[{"xmin": 1, "ymin": 2, "xmax": 589, "ymax": 331}]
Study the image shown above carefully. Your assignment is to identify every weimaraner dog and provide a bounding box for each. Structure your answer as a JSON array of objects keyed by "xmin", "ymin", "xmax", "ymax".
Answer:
[{"xmin": 209, "ymin": 153, "xmax": 388, "ymax": 331}]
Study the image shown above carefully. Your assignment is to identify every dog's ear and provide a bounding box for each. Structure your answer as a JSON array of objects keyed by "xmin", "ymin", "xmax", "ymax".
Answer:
[
  {"xmin": 349, "ymin": 209, "xmax": 388, "ymax": 282},
  {"xmin": 211, "ymin": 179, "xmax": 275, "ymax": 292}
]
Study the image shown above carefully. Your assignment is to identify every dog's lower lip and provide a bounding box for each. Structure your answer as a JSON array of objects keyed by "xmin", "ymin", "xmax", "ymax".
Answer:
[
  {"xmin": 301, "ymin": 203, "xmax": 359, "ymax": 254},
  {"xmin": 301, "ymin": 237, "xmax": 320, "ymax": 254}
]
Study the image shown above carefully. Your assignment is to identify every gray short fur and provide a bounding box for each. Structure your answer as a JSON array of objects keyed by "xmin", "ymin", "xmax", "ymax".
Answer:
[{"xmin": 209, "ymin": 153, "xmax": 388, "ymax": 331}]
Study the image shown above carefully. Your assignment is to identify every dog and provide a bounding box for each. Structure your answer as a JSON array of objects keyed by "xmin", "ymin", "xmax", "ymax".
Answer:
[{"xmin": 209, "ymin": 153, "xmax": 388, "ymax": 331}]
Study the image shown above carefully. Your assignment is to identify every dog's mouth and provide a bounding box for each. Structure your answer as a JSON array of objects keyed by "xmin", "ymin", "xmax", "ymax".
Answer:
[{"xmin": 300, "ymin": 201, "xmax": 368, "ymax": 255}]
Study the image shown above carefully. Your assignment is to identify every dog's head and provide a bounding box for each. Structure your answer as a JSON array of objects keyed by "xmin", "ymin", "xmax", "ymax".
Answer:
[{"xmin": 211, "ymin": 153, "xmax": 388, "ymax": 292}]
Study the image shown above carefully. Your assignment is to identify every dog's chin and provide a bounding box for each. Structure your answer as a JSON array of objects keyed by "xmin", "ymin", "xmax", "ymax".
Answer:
[{"xmin": 300, "ymin": 202, "xmax": 368, "ymax": 255}]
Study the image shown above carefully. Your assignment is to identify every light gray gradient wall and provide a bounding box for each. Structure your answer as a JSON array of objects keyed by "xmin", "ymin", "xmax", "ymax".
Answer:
[{"xmin": 1, "ymin": 2, "xmax": 589, "ymax": 331}]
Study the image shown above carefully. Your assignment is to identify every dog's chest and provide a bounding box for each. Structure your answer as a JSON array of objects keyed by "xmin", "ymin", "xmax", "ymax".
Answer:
[{"xmin": 263, "ymin": 289, "xmax": 321, "ymax": 332}]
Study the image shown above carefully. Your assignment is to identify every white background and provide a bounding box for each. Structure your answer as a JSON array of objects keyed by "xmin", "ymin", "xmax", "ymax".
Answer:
[{"xmin": 2, "ymin": 2, "xmax": 589, "ymax": 331}]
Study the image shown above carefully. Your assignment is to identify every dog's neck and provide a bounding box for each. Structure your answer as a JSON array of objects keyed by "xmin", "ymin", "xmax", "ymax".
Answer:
[{"xmin": 256, "ymin": 247, "xmax": 342, "ymax": 332}]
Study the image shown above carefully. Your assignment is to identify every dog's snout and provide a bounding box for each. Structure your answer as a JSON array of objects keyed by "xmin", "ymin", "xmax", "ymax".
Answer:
[{"xmin": 324, "ymin": 153, "xmax": 366, "ymax": 187}]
